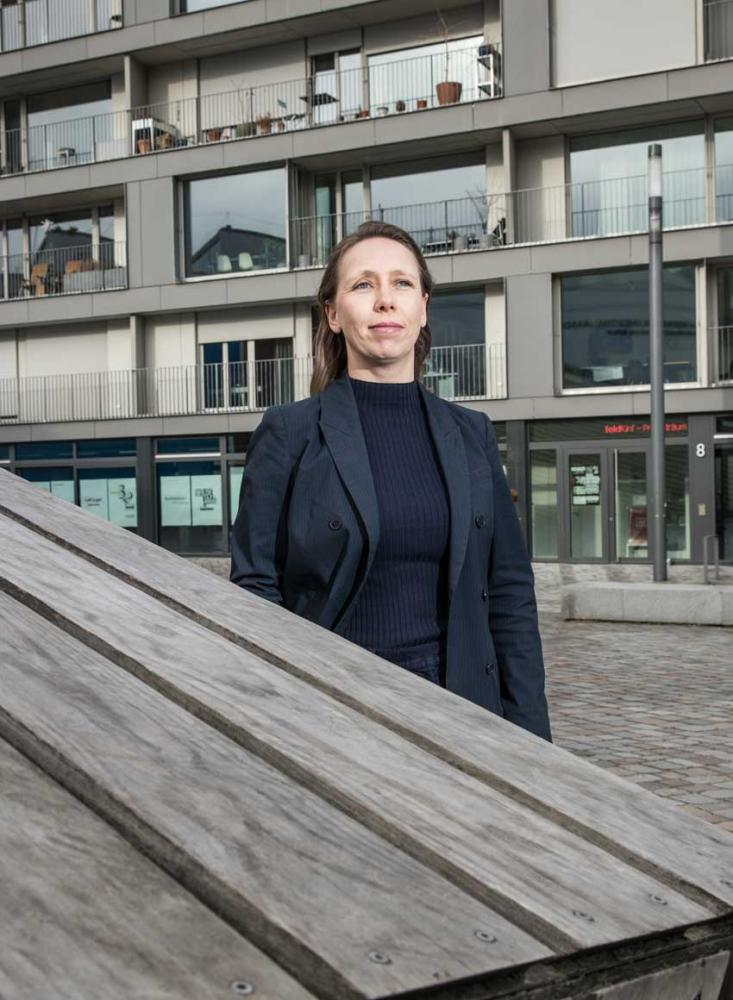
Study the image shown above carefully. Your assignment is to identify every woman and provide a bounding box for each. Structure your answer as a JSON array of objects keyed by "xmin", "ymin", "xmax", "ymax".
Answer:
[{"xmin": 230, "ymin": 221, "xmax": 551, "ymax": 741}]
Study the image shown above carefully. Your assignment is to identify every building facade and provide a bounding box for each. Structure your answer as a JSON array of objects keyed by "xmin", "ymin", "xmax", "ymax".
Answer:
[{"xmin": 0, "ymin": 0, "xmax": 732, "ymax": 565}]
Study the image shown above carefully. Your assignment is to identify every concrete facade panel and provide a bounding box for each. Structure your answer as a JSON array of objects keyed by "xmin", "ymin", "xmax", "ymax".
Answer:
[
  {"xmin": 560, "ymin": 73, "xmax": 669, "ymax": 118},
  {"xmin": 505, "ymin": 273, "xmax": 554, "ymax": 400},
  {"xmin": 138, "ymin": 178, "xmax": 177, "ymax": 288},
  {"xmin": 501, "ymin": 0, "xmax": 550, "ymax": 97}
]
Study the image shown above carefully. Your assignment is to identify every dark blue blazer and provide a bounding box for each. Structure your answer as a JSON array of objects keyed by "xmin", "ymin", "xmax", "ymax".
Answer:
[{"xmin": 230, "ymin": 369, "xmax": 551, "ymax": 741}]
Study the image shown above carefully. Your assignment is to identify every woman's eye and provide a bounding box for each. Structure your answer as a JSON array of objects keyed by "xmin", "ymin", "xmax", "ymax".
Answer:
[{"xmin": 353, "ymin": 279, "xmax": 412, "ymax": 289}]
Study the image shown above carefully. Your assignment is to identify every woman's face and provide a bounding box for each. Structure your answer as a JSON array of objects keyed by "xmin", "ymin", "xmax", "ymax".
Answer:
[{"xmin": 324, "ymin": 237, "xmax": 428, "ymax": 380}]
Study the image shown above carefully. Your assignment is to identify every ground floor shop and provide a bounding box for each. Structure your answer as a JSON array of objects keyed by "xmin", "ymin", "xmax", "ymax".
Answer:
[{"xmin": 1, "ymin": 410, "xmax": 731, "ymax": 564}]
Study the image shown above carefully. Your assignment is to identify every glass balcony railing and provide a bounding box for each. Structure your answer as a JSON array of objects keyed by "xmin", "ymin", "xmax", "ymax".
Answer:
[
  {"xmin": 0, "ymin": 0, "xmax": 122, "ymax": 52},
  {"xmin": 0, "ymin": 241, "xmax": 127, "ymax": 300},
  {"xmin": 0, "ymin": 344, "xmax": 504, "ymax": 425},
  {"xmin": 0, "ymin": 43, "xmax": 500, "ymax": 175}
]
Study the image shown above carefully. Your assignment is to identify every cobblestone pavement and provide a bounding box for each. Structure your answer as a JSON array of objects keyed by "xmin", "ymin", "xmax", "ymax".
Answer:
[
  {"xmin": 198, "ymin": 557, "xmax": 733, "ymax": 831},
  {"xmin": 535, "ymin": 562, "xmax": 733, "ymax": 831}
]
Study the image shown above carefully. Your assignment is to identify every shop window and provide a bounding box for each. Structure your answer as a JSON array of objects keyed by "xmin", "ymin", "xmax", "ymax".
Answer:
[
  {"xmin": 79, "ymin": 467, "xmax": 137, "ymax": 530},
  {"xmin": 157, "ymin": 460, "xmax": 224, "ymax": 554},
  {"xmin": 530, "ymin": 450, "xmax": 558, "ymax": 559},
  {"xmin": 77, "ymin": 438, "xmax": 136, "ymax": 458},
  {"xmin": 16, "ymin": 466, "xmax": 74, "ymax": 502},
  {"xmin": 156, "ymin": 437, "xmax": 220, "ymax": 456},
  {"xmin": 15, "ymin": 440, "xmax": 73, "ymax": 460}
]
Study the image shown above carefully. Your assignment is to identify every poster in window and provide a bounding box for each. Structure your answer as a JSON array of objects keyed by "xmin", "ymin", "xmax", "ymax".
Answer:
[
  {"xmin": 627, "ymin": 505, "xmax": 648, "ymax": 548},
  {"xmin": 108, "ymin": 478, "xmax": 138, "ymax": 527},
  {"xmin": 160, "ymin": 475, "xmax": 193, "ymax": 526},
  {"xmin": 570, "ymin": 463, "xmax": 601, "ymax": 506},
  {"xmin": 192, "ymin": 474, "xmax": 222, "ymax": 526},
  {"xmin": 230, "ymin": 467, "xmax": 244, "ymax": 524},
  {"xmin": 80, "ymin": 479, "xmax": 110, "ymax": 520}
]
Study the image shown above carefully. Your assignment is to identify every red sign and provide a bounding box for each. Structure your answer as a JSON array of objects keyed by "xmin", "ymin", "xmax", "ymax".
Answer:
[{"xmin": 603, "ymin": 421, "xmax": 688, "ymax": 436}]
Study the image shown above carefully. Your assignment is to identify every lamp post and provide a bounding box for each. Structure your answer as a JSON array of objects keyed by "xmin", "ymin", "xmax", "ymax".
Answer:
[{"xmin": 648, "ymin": 144, "xmax": 666, "ymax": 582}]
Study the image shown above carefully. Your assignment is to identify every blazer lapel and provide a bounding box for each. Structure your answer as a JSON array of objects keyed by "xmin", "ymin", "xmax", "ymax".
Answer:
[
  {"xmin": 417, "ymin": 380, "xmax": 472, "ymax": 598},
  {"xmin": 318, "ymin": 371, "xmax": 381, "ymax": 577},
  {"xmin": 319, "ymin": 370, "xmax": 472, "ymax": 601}
]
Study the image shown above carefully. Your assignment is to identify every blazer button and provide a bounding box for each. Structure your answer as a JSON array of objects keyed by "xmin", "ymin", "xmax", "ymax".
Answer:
[
  {"xmin": 481, "ymin": 589, "xmax": 488, "ymax": 602},
  {"xmin": 475, "ymin": 514, "xmax": 486, "ymax": 528},
  {"xmin": 328, "ymin": 517, "xmax": 342, "ymax": 531},
  {"xmin": 485, "ymin": 662, "xmax": 495, "ymax": 675}
]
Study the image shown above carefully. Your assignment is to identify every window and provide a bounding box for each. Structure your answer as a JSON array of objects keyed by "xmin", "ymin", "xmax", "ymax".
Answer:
[
  {"xmin": 427, "ymin": 288, "xmax": 486, "ymax": 400},
  {"xmin": 561, "ymin": 266, "xmax": 697, "ymax": 389},
  {"xmin": 184, "ymin": 168, "xmax": 287, "ymax": 277},
  {"xmin": 705, "ymin": 0, "xmax": 733, "ymax": 60},
  {"xmin": 26, "ymin": 81, "xmax": 113, "ymax": 171},
  {"xmin": 370, "ymin": 155, "xmax": 487, "ymax": 253},
  {"xmin": 569, "ymin": 122, "xmax": 705, "ymax": 237},
  {"xmin": 157, "ymin": 437, "xmax": 220, "ymax": 455},
  {"xmin": 16, "ymin": 466, "xmax": 74, "ymax": 502},
  {"xmin": 310, "ymin": 49, "xmax": 362, "ymax": 125},
  {"xmin": 15, "ymin": 440, "xmax": 73, "ymax": 460},
  {"xmin": 79, "ymin": 467, "xmax": 137, "ymax": 527},
  {"xmin": 157, "ymin": 459, "xmax": 224, "ymax": 554},
  {"xmin": 77, "ymin": 438, "xmax": 136, "ymax": 458},
  {"xmin": 368, "ymin": 35, "xmax": 483, "ymax": 114},
  {"xmin": 715, "ymin": 118, "xmax": 733, "ymax": 223}
]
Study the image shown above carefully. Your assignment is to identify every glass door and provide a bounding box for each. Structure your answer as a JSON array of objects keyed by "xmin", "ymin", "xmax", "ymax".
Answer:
[
  {"xmin": 567, "ymin": 451, "xmax": 607, "ymax": 560},
  {"xmin": 613, "ymin": 449, "xmax": 648, "ymax": 560},
  {"xmin": 715, "ymin": 445, "xmax": 733, "ymax": 562}
]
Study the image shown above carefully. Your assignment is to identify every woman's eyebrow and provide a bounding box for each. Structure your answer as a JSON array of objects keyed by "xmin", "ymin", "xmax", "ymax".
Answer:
[{"xmin": 345, "ymin": 269, "xmax": 416, "ymax": 282}]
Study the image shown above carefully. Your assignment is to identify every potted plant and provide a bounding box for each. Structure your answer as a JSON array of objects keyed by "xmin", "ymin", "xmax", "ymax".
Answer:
[
  {"xmin": 357, "ymin": 108, "xmax": 370, "ymax": 119},
  {"xmin": 205, "ymin": 127, "xmax": 222, "ymax": 142},
  {"xmin": 417, "ymin": 98, "xmax": 428, "ymax": 110},
  {"xmin": 235, "ymin": 121, "xmax": 257, "ymax": 138},
  {"xmin": 435, "ymin": 6, "xmax": 463, "ymax": 106},
  {"xmin": 256, "ymin": 114, "xmax": 273, "ymax": 134},
  {"xmin": 136, "ymin": 136, "xmax": 152, "ymax": 154},
  {"xmin": 395, "ymin": 100, "xmax": 406, "ymax": 112}
]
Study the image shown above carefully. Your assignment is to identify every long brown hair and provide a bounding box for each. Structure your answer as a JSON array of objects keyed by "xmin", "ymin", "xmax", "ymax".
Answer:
[{"xmin": 310, "ymin": 220, "xmax": 434, "ymax": 395}]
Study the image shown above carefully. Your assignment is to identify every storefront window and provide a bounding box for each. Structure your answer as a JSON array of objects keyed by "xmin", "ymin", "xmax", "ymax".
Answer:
[
  {"xmin": 79, "ymin": 467, "xmax": 138, "ymax": 529},
  {"xmin": 615, "ymin": 451, "xmax": 648, "ymax": 559},
  {"xmin": 17, "ymin": 466, "xmax": 74, "ymax": 502},
  {"xmin": 77, "ymin": 438, "xmax": 136, "ymax": 458},
  {"xmin": 157, "ymin": 460, "xmax": 224, "ymax": 553},
  {"xmin": 666, "ymin": 444, "xmax": 690, "ymax": 560},
  {"xmin": 530, "ymin": 450, "xmax": 558, "ymax": 559},
  {"xmin": 561, "ymin": 266, "xmax": 697, "ymax": 389},
  {"xmin": 184, "ymin": 168, "xmax": 287, "ymax": 277},
  {"xmin": 15, "ymin": 440, "xmax": 73, "ymax": 460},
  {"xmin": 0, "ymin": 445, "xmax": 10, "ymax": 463},
  {"xmin": 229, "ymin": 465, "xmax": 244, "ymax": 525},
  {"xmin": 570, "ymin": 121, "xmax": 705, "ymax": 236},
  {"xmin": 156, "ymin": 436, "xmax": 220, "ymax": 455},
  {"xmin": 569, "ymin": 453, "xmax": 603, "ymax": 559},
  {"xmin": 716, "ymin": 446, "xmax": 733, "ymax": 561}
]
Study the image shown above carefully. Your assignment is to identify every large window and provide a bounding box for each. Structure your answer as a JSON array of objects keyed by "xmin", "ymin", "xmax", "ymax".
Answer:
[
  {"xmin": 26, "ymin": 82, "xmax": 114, "ymax": 171},
  {"xmin": 715, "ymin": 118, "xmax": 733, "ymax": 223},
  {"xmin": 705, "ymin": 0, "xmax": 733, "ymax": 60},
  {"xmin": 368, "ymin": 35, "xmax": 483, "ymax": 113},
  {"xmin": 561, "ymin": 266, "xmax": 697, "ymax": 390},
  {"xmin": 426, "ymin": 287, "xmax": 486, "ymax": 399},
  {"xmin": 185, "ymin": 168, "xmax": 287, "ymax": 277},
  {"xmin": 569, "ymin": 122, "xmax": 705, "ymax": 237},
  {"xmin": 370, "ymin": 155, "xmax": 487, "ymax": 253}
]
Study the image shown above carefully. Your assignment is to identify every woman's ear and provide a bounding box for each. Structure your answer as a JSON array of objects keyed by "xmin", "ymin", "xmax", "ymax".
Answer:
[{"xmin": 324, "ymin": 301, "xmax": 341, "ymax": 333}]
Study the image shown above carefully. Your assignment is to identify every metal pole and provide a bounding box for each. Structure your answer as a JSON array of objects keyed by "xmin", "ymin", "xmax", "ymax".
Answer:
[{"xmin": 648, "ymin": 143, "xmax": 666, "ymax": 582}]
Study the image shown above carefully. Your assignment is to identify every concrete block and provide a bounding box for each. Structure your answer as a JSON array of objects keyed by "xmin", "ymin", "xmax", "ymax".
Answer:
[{"xmin": 562, "ymin": 582, "xmax": 733, "ymax": 627}]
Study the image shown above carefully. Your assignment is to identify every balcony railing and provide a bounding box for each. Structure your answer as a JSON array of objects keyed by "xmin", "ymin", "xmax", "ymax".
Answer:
[
  {"xmin": 0, "ymin": 0, "xmax": 122, "ymax": 52},
  {"xmin": 0, "ymin": 43, "xmax": 500, "ymax": 175},
  {"xmin": 713, "ymin": 325, "xmax": 733, "ymax": 383},
  {"xmin": 705, "ymin": 0, "xmax": 733, "ymax": 60},
  {"xmin": 0, "ymin": 242, "xmax": 127, "ymax": 300},
  {"xmin": 291, "ymin": 165, "xmax": 732, "ymax": 264},
  {"xmin": 0, "ymin": 344, "xmax": 505, "ymax": 425}
]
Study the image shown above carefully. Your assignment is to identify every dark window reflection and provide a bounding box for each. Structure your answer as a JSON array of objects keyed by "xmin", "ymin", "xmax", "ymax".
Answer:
[
  {"xmin": 562, "ymin": 266, "xmax": 697, "ymax": 389},
  {"xmin": 426, "ymin": 288, "xmax": 486, "ymax": 399},
  {"xmin": 185, "ymin": 168, "xmax": 287, "ymax": 276}
]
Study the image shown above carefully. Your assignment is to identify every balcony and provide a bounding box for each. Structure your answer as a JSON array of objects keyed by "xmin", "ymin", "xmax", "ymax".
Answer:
[
  {"xmin": 291, "ymin": 165, "xmax": 733, "ymax": 266},
  {"xmin": 0, "ymin": 242, "xmax": 127, "ymax": 300},
  {"xmin": 0, "ymin": 344, "xmax": 505, "ymax": 425},
  {"xmin": 0, "ymin": 43, "xmax": 501, "ymax": 176},
  {"xmin": 0, "ymin": 0, "xmax": 122, "ymax": 52}
]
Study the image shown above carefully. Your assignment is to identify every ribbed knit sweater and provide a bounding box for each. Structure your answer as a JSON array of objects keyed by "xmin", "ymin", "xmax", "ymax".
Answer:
[{"xmin": 341, "ymin": 376, "xmax": 451, "ymax": 665}]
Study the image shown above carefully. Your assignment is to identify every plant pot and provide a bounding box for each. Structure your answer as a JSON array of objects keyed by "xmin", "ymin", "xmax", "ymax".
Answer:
[
  {"xmin": 256, "ymin": 117, "xmax": 273, "ymax": 134},
  {"xmin": 453, "ymin": 233, "xmax": 468, "ymax": 251},
  {"xmin": 417, "ymin": 98, "xmax": 428, "ymax": 110},
  {"xmin": 136, "ymin": 137, "xmax": 152, "ymax": 154},
  {"xmin": 357, "ymin": 109, "xmax": 370, "ymax": 119},
  {"xmin": 277, "ymin": 120, "xmax": 286, "ymax": 132},
  {"xmin": 235, "ymin": 121, "xmax": 256, "ymax": 138},
  {"xmin": 436, "ymin": 81, "xmax": 463, "ymax": 105},
  {"xmin": 156, "ymin": 132, "xmax": 174, "ymax": 150},
  {"xmin": 205, "ymin": 128, "xmax": 222, "ymax": 142},
  {"xmin": 395, "ymin": 100, "xmax": 406, "ymax": 112}
]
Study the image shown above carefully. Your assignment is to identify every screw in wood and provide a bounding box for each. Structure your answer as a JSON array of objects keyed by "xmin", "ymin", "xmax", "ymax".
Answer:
[
  {"xmin": 368, "ymin": 951, "xmax": 392, "ymax": 965},
  {"xmin": 649, "ymin": 893, "xmax": 668, "ymax": 905},
  {"xmin": 474, "ymin": 929, "xmax": 498, "ymax": 943},
  {"xmin": 571, "ymin": 909, "xmax": 596, "ymax": 923},
  {"xmin": 230, "ymin": 982, "xmax": 254, "ymax": 995}
]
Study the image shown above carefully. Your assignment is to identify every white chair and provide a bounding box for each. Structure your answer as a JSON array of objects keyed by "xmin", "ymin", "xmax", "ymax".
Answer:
[
  {"xmin": 216, "ymin": 255, "xmax": 232, "ymax": 273},
  {"xmin": 237, "ymin": 252, "xmax": 253, "ymax": 271}
]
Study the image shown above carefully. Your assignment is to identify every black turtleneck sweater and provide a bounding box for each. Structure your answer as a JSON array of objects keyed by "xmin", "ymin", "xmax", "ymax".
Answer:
[{"xmin": 341, "ymin": 376, "xmax": 451, "ymax": 666}]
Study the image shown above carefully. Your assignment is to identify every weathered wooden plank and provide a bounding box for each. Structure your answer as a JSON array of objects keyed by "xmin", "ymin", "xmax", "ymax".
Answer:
[
  {"xmin": 578, "ymin": 950, "xmax": 730, "ymax": 1000},
  {"xmin": 0, "ymin": 512, "xmax": 719, "ymax": 952},
  {"xmin": 3, "ymin": 470, "xmax": 730, "ymax": 914},
  {"xmin": 0, "ymin": 591, "xmax": 553, "ymax": 1000},
  {"xmin": 0, "ymin": 736, "xmax": 315, "ymax": 1000}
]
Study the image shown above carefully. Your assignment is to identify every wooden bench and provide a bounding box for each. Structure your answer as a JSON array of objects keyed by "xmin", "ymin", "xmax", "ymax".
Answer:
[{"xmin": 0, "ymin": 466, "xmax": 731, "ymax": 999}]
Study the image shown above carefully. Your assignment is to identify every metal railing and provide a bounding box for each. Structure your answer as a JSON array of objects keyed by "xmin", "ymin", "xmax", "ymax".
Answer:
[
  {"xmin": 0, "ymin": 241, "xmax": 127, "ymax": 300},
  {"xmin": 0, "ymin": 42, "xmax": 500, "ymax": 174},
  {"xmin": 713, "ymin": 325, "xmax": 733, "ymax": 383},
  {"xmin": 0, "ymin": 0, "xmax": 122, "ymax": 52},
  {"xmin": 0, "ymin": 344, "xmax": 505, "ymax": 425},
  {"xmin": 705, "ymin": 0, "xmax": 733, "ymax": 60}
]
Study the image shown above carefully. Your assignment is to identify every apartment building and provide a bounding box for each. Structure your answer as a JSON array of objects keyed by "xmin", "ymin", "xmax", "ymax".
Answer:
[{"xmin": 0, "ymin": 0, "xmax": 731, "ymax": 565}]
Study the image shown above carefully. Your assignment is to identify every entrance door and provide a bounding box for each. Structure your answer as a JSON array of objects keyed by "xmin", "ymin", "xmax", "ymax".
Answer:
[
  {"xmin": 566, "ymin": 451, "xmax": 608, "ymax": 560},
  {"xmin": 715, "ymin": 445, "xmax": 733, "ymax": 562}
]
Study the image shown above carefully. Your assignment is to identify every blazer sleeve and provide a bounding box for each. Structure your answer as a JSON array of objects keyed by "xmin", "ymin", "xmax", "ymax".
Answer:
[
  {"xmin": 229, "ymin": 405, "xmax": 293, "ymax": 605},
  {"xmin": 484, "ymin": 414, "xmax": 552, "ymax": 742}
]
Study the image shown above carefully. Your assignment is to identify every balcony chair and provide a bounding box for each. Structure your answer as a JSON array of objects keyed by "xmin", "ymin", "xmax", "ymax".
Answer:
[
  {"xmin": 25, "ymin": 263, "xmax": 49, "ymax": 296},
  {"xmin": 237, "ymin": 252, "xmax": 253, "ymax": 271},
  {"xmin": 216, "ymin": 255, "xmax": 233, "ymax": 273}
]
